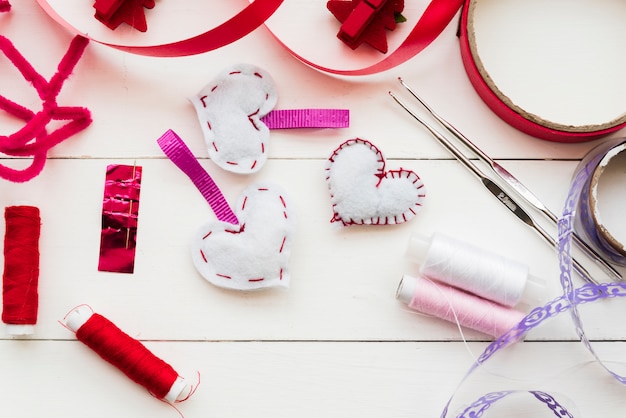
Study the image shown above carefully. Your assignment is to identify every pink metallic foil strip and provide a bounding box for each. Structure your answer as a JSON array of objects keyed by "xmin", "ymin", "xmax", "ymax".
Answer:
[
  {"xmin": 261, "ymin": 109, "xmax": 350, "ymax": 129},
  {"xmin": 98, "ymin": 164, "xmax": 142, "ymax": 274},
  {"xmin": 157, "ymin": 129, "xmax": 239, "ymax": 225}
]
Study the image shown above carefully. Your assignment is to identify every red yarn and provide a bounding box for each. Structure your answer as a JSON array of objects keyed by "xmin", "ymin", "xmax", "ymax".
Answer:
[
  {"xmin": 75, "ymin": 313, "xmax": 180, "ymax": 400},
  {"xmin": 2, "ymin": 206, "xmax": 40, "ymax": 326}
]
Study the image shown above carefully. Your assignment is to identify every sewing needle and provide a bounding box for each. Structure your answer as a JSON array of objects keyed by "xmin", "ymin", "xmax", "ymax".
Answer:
[
  {"xmin": 397, "ymin": 77, "xmax": 621, "ymax": 282},
  {"xmin": 388, "ymin": 90, "xmax": 598, "ymax": 285},
  {"xmin": 125, "ymin": 162, "xmax": 137, "ymax": 250}
]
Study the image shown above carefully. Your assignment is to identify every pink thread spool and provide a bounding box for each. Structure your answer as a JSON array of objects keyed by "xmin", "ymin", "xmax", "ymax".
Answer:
[{"xmin": 397, "ymin": 274, "xmax": 526, "ymax": 337}]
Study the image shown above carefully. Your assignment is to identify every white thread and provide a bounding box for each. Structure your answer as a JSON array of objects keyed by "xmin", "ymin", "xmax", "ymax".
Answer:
[{"xmin": 406, "ymin": 232, "xmax": 545, "ymax": 307}]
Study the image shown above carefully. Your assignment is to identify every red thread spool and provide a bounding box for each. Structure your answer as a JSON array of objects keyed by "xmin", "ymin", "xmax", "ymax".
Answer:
[
  {"xmin": 65, "ymin": 306, "xmax": 189, "ymax": 403},
  {"xmin": 2, "ymin": 205, "xmax": 40, "ymax": 335}
]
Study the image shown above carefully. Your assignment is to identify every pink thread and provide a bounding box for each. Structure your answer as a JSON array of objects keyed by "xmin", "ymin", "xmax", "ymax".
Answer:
[
  {"xmin": 0, "ymin": 1, "xmax": 10, "ymax": 12},
  {"xmin": 404, "ymin": 275, "xmax": 525, "ymax": 338},
  {"xmin": 0, "ymin": 35, "xmax": 91, "ymax": 182}
]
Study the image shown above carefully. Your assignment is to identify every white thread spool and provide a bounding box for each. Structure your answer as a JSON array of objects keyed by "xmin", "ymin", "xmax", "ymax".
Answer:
[{"xmin": 406, "ymin": 232, "xmax": 545, "ymax": 307}]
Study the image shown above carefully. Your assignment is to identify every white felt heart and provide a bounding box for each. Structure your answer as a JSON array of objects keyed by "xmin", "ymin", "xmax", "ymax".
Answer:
[
  {"xmin": 191, "ymin": 182, "xmax": 296, "ymax": 291},
  {"xmin": 325, "ymin": 138, "xmax": 426, "ymax": 226},
  {"xmin": 190, "ymin": 63, "xmax": 278, "ymax": 175}
]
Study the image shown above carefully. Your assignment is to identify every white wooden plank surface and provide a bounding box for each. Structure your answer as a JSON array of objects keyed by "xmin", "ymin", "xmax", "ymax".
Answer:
[{"xmin": 1, "ymin": 2, "xmax": 625, "ymax": 417}]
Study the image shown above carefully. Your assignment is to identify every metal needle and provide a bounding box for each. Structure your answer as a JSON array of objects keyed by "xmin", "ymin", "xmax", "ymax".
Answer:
[
  {"xmin": 388, "ymin": 90, "xmax": 598, "ymax": 285},
  {"xmin": 397, "ymin": 77, "xmax": 621, "ymax": 282}
]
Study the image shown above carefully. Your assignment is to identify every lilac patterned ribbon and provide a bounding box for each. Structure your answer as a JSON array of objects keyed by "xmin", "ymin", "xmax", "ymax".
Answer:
[
  {"xmin": 457, "ymin": 391, "xmax": 574, "ymax": 418},
  {"xmin": 260, "ymin": 109, "xmax": 349, "ymax": 129},
  {"xmin": 574, "ymin": 141, "xmax": 626, "ymax": 266},
  {"xmin": 441, "ymin": 137, "xmax": 626, "ymax": 417},
  {"xmin": 157, "ymin": 129, "xmax": 238, "ymax": 225}
]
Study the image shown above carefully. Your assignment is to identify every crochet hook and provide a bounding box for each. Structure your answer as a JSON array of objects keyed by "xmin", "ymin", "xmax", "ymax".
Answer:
[
  {"xmin": 388, "ymin": 90, "xmax": 598, "ymax": 285},
  {"xmin": 396, "ymin": 77, "xmax": 621, "ymax": 282}
]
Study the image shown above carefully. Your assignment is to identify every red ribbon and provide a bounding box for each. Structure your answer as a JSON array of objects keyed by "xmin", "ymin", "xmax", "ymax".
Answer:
[
  {"xmin": 36, "ymin": 0, "xmax": 462, "ymax": 69},
  {"xmin": 36, "ymin": 0, "xmax": 284, "ymax": 57},
  {"xmin": 279, "ymin": 0, "xmax": 464, "ymax": 76},
  {"xmin": 35, "ymin": 0, "xmax": 625, "ymax": 142}
]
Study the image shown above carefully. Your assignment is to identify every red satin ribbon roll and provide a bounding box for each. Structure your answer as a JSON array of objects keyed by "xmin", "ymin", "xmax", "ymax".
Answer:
[{"xmin": 458, "ymin": 1, "xmax": 626, "ymax": 143}]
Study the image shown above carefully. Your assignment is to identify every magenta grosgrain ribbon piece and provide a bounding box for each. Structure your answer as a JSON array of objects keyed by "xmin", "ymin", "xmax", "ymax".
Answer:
[
  {"xmin": 261, "ymin": 109, "xmax": 349, "ymax": 129},
  {"xmin": 157, "ymin": 129, "xmax": 239, "ymax": 225}
]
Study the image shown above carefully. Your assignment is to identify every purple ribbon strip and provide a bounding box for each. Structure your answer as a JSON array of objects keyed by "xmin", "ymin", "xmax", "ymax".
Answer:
[
  {"xmin": 440, "ymin": 137, "xmax": 626, "ymax": 417},
  {"xmin": 157, "ymin": 129, "xmax": 238, "ymax": 225},
  {"xmin": 261, "ymin": 109, "xmax": 349, "ymax": 129}
]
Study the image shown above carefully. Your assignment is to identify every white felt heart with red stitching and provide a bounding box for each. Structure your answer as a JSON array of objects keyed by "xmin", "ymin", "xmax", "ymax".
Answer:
[
  {"xmin": 191, "ymin": 182, "xmax": 296, "ymax": 291},
  {"xmin": 189, "ymin": 63, "xmax": 278, "ymax": 175},
  {"xmin": 325, "ymin": 138, "xmax": 426, "ymax": 226}
]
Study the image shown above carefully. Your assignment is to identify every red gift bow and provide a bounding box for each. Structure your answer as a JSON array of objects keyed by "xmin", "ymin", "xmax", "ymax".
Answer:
[{"xmin": 93, "ymin": 0, "xmax": 155, "ymax": 32}]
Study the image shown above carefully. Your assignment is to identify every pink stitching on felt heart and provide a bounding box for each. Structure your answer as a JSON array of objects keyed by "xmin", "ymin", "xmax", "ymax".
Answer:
[
  {"xmin": 191, "ymin": 182, "xmax": 296, "ymax": 291},
  {"xmin": 190, "ymin": 64, "xmax": 278, "ymax": 175},
  {"xmin": 325, "ymin": 138, "xmax": 426, "ymax": 226}
]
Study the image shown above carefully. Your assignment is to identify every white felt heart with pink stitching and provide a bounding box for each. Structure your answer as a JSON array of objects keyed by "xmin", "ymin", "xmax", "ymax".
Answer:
[
  {"xmin": 325, "ymin": 138, "xmax": 426, "ymax": 226},
  {"xmin": 191, "ymin": 182, "xmax": 296, "ymax": 291},
  {"xmin": 189, "ymin": 63, "xmax": 278, "ymax": 175}
]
